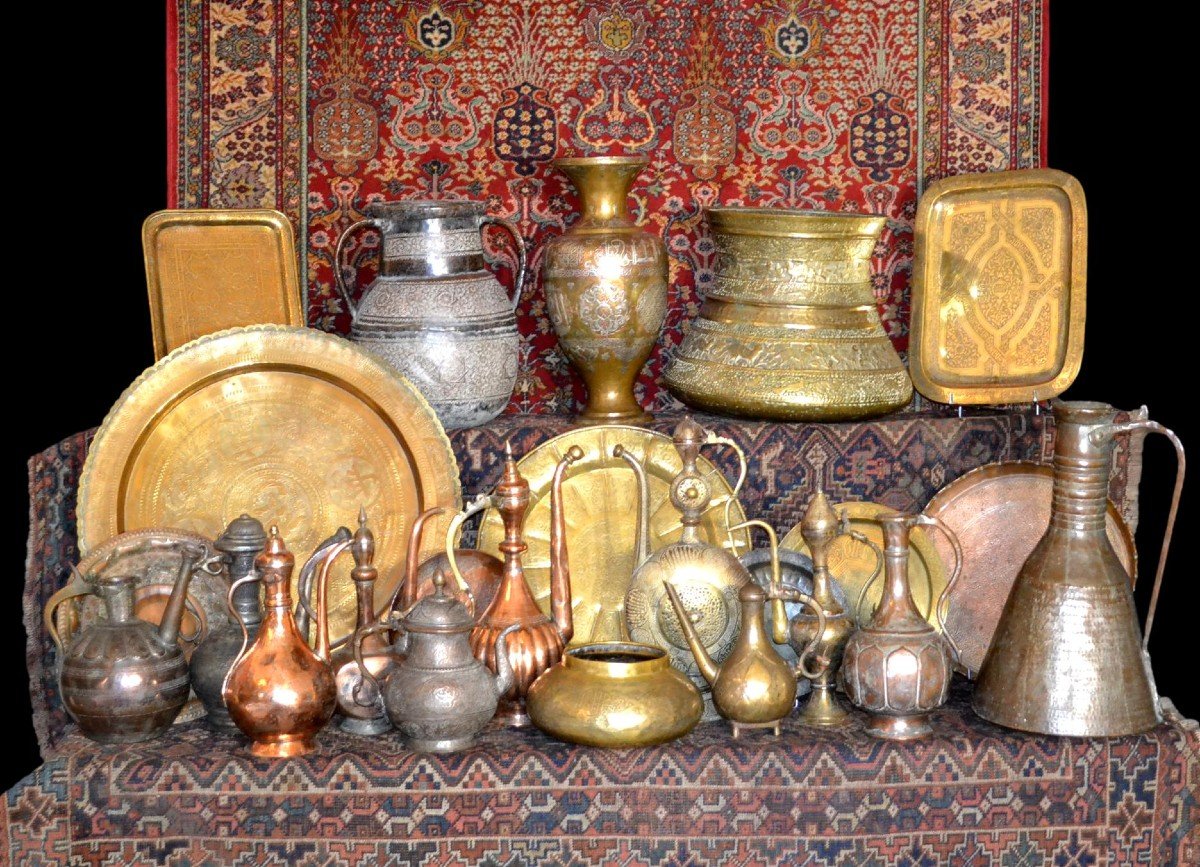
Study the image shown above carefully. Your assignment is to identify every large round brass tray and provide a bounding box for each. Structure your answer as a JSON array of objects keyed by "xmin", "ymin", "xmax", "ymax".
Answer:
[
  {"xmin": 923, "ymin": 461, "xmax": 1136, "ymax": 677},
  {"xmin": 77, "ymin": 326, "xmax": 461, "ymax": 643},
  {"xmin": 475, "ymin": 426, "xmax": 751, "ymax": 646},
  {"xmin": 780, "ymin": 500, "xmax": 945, "ymax": 629}
]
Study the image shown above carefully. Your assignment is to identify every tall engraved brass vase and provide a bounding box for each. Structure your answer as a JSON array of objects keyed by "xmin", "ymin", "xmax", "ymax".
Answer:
[
  {"xmin": 973, "ymin": 401, "xmax": 1185, "ymax": 737},
  {"xmin": 542, "ymin": 157, "xmax": 668, "ymax": 424},
  {"xmin": 664, "ymin": 207, "xmax": 911, "ymax": 420}
]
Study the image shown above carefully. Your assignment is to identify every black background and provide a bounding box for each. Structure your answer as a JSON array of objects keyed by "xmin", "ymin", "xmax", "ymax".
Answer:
[{"xmin": 3, "ymin": 2, "xmax": 1194, "ymax": 790}]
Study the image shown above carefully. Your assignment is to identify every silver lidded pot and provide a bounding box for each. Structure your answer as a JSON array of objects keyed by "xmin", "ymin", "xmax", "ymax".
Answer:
[{"xmin": 334, "ymin": 199, "xmax": 527, "ymax": 429}]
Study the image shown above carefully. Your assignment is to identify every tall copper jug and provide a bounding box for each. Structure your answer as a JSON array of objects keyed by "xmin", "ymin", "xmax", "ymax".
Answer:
[{"xmin": 973, "ymin": 401, "xmax": 1185, "ymax": 737}]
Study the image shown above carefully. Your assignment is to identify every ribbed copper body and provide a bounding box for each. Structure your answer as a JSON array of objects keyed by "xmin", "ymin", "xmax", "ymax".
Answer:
[
  {"xmin": 974, "ymin": 402, "xmax": 1160, "ymax": 736},
  {"xmin": 842, "ymin": 514, "xmax": 952, "ymax": 740}
]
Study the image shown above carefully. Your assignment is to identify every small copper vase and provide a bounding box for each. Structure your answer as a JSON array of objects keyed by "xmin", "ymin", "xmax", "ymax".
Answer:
[
  {"xmin": 542, "ymin": 156, "xmax": 668, "ymax": 424},
  {"xmin": 841, "ymin": 512, "xmax": 961, "ymax": 740}
]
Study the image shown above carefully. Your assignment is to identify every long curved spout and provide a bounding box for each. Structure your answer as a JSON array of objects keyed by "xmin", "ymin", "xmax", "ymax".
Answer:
[
  {"xmin": 662, "ymin": 581, "xmax": 718, "ymax": 685},
  {"xmin": 549, "ymin": 445, "xmax": 585, "ymax": 645},
  {"xmin": 613, "ymin": 444, "xmax": 650, "ymax": 569}
]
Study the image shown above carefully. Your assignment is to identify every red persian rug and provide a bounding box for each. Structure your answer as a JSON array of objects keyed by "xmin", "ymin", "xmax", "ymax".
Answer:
[{"xmin": 168, "ymin": 0, "xmax": 1047, "ymax": 414}]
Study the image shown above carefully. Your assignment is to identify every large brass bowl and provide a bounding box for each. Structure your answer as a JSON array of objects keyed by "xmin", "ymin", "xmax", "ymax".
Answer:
[{"xmin": 527, "ymin": 643, "xmax": 703, "ymax": 747}]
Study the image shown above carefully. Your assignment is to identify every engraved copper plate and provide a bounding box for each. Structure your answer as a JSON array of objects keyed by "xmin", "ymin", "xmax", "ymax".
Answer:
[
  {"xmin": 77, "ymin": 326, "xmax": 461, "ymax": 644},
  {"xmin": 924, "ymin": 461, "xmax": 1136, "ymax": 677},
  {"xmin": 476, "ymin": 426, "xmax": 751, "ymax": 646},
  {"xmin": 780, "ymin": 501, "xmax": 946, "ymax": 629},
  {"xmin": 911, "ymin": 168, "xmax": 1087, "ymax": 404},
  {"xmin": 143, "ymin": 209, "xmax": 305, "ymax": 360}
]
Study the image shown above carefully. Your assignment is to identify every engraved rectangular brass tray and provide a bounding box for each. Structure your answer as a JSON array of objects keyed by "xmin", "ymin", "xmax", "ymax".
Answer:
[
  {"xmin": 142, "ymin": 209, "xmax": 305, "ymax": 359},
  {"xmin": 910, "ymin": 168, "xmax": 1087, "ymax": 404},
  {"xmin": 77, "ymin": 326, "xmax": 461, "ymax": 643}
]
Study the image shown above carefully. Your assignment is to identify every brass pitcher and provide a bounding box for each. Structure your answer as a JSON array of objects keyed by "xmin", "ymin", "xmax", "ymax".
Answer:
[
  {"xmin": 974, "ymin": 401, "xmax": 1185, "ymax": 737},
  {"xmin": 450, "ymin": 442, "xmax": 582, "ymax": 726},
  {"xmin": 46, "ymin": 546, "xmax": 206, "ymax": 743},
  {"xmin": 223, "ymin": 527, "xmax": 338, "ymax": 757},
  {"xmin": 841, "ymin": 512, "xmax": 962, "ymax": 740},
  {"xmin": 773, "ymin": 491, "xmax": 880, "ymax": 728},
  {"xmin": 664, "ymin": 520, "xmax": 827, "ymax": 737}
]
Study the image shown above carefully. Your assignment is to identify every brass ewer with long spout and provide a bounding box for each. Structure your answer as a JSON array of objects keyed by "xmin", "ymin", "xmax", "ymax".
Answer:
[
  {"xmin": 974, "ymin": 400, "xmax": 1185, "ymax": 737},
  {"xmin": 450, "ymin": 442, "xmax": 583, "ymax": 726}
]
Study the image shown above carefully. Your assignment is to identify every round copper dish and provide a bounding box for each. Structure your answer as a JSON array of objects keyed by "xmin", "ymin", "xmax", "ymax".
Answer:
[{"xmin": 923, "ymin": 461, "xmax": 1136, "ymax": 677}]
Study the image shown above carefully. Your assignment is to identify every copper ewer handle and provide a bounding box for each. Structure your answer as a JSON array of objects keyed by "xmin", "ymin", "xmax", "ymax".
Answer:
[
  {"xmin": 333, "ymin": 217, "xmax": 380, "ymax": 318},
  {"xmin": 221, "ymin": 573, "xmax": 262, "ymax": 698},
  {"xmin": 1096, "ymin": 416, "xmax": 1186, "ymax": 649},
  {"xmin": 912, "ymin": 514, "xmax": 965, "ymax": 669},
  {"xmin": 701, "ymin": 433, "xmax": 749, "ymax": 555},
  {"xmin": 480, "ymin": 217, "xmax": 528, "ymax": 312}
]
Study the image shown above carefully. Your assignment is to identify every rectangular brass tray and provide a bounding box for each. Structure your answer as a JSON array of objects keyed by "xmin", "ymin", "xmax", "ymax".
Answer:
[
  {"xmin": 142, "ymin": 209, "xmax": 305, "ymax": 359},
  {"xmin": 910, "ymin": 168, "xmax": 1086, "ymax": 405}
]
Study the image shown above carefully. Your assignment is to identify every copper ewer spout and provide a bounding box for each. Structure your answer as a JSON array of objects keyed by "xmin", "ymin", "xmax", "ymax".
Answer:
[{"xmin": 973, "ymin": 401, "xmax": 1186, "ymax": 737}]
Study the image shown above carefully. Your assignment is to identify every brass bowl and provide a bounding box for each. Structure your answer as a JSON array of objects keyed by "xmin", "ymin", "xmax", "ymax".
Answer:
[{"xmin": 527, "ymin": 642, "xmax": 703, "ymax": 748}]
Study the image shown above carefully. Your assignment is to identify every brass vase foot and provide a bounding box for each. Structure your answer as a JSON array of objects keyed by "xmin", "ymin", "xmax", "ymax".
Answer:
[
  {"xmin": 865, "ymin": 714, "xmax": 931, "ymax": 741},
  {"xmin": 339, "ymin": 715, "xmax": 390, "ymax": 737},
  {"xmin": 250, "ymin": 734, "xmax": 317, "ymax": 757},
  {"xmin": 798, "ymin": 684, "xmax": 849, "ymax": 728},
  {"xmin": 730, "ymin": 718, "xmax": 783, "ymax": 739}
]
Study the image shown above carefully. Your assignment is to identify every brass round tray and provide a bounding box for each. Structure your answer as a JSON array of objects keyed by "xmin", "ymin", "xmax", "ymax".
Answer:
[
  {"xmin": 780, "ymin": 500, "xmax": 945, "ymax": 629},
  {"xmin": 923, "ymin": 461, "xmax": 1137, "ymax": 677},
  {"xmin": 475, "ymin": 426, "xmax": 751, "ymax": 646},
  {"xmin": 77, "ymin": 326, "xmax": 461, "ymax": 643}
]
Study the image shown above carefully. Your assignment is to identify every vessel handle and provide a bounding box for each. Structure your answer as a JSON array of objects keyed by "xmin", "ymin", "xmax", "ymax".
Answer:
[
  {"xmin": 846, "ymin": 525, "xmax": 886, "ymax": 623},
  {"xmin": 913, "ymin": 514, "xmax": 965, "ymax": 670},
  {"xmin": 1095, "ymin": 418, "xmax": 1186, "ymax": 649},
  {"xmin": 44, "ymin": 565, "xmax": 93, "ymax": 654},
  {"xmin": 333, "ymin": 217, "xmax": 379, "ymax": 318},
  {"xmin": 351, "ymin": 617, "xmax": 399, "ymax": 708},
  {"xmin": 771, "ymin": 585, "xmax": 830, "ymax": 681},
  {"xmin": 445, "ymin": 493, "xmax": 494, "ymax": 619},
  {"xmin": 481, "ymin": 217, "xmax": 528, "ymax": 312},
  {"xmin": 220, "ymin": 573, "xmax": 262, "ymax": 699},
  {"xmin": 702, "ymin": 433, "xmax": 749, "ymax": 555}
]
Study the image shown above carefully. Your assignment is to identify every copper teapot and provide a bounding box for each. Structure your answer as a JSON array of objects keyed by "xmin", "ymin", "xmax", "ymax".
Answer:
[
  {"xmin": 448, "ymin": 441, "xmax": 581, "ymax": 726},
  {"xmin": 46, "ymin": 544, "xmax": 208, "ymax": 743}
]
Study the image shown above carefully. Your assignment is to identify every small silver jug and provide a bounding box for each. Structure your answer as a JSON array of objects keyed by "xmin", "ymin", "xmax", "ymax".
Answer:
[{"xmin": 335, "ymin": 200, "xmax": 527, "ymax": 428}]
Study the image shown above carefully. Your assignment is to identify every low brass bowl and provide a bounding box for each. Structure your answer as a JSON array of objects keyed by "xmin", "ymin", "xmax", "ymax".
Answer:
[{"xmin": 527, "ymin": 642, "xmax": 703, "ymax": 748}]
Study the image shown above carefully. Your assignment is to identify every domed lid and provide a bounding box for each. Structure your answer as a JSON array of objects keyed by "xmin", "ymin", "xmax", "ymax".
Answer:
[
  {"xmin": 404, "ymin": 571, "xmax": 474, "ymax": 632},
  {"xmin": 215, "ymin": 513, "xmax": 267, "ymax": 555}
]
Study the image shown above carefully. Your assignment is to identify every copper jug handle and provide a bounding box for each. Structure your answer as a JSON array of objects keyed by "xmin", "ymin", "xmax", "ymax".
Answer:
[
  {"xmin": 912, "ymin": 514, "xmax": 965, "ymax": 668},
  {"xmin": 351, "ymin": 615, "xmax": 401, "ymax": 708},
  {"xmin": 701, "ymin": 433, "xmax": 749, "ymax": 556},
  {"xmin": 1094, "ymin": 417, "xmax": 1186, "ymax": 649},
  {"xmin": 44, "ymin": 565, "xmax": 93, "ymax": 654},
  {"xmin": 480, "ymin": 217, "xmax": 528, "ymax": 312},
  {"xmin": 221, "ymin": 572, "xmax": 262, "ymax": 698},
  {"xmin": 333, "ymin": 217, "xmax": 380, "ymax": 318}
]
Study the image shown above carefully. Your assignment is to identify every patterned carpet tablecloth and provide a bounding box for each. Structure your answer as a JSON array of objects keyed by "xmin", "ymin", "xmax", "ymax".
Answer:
[{"xmin": 4, "ymin": 685, "xmax": 1197, "ymax": 865}]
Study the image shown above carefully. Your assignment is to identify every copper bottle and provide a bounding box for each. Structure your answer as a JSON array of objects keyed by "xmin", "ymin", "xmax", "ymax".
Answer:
[
  {"xmin": 223, "ymin": 527, "xmax": 337, "ymax": 757},
  {"xmin": 974, "ymin": 401, "xmax": 1185, "ymax": 737},
  {"xmin": 841, "ymin": 512, "xmax": 962, "ymax": 740},
  {"xmin": 453, "ymin": 441, "xmax": 581, "ymax": 726}
]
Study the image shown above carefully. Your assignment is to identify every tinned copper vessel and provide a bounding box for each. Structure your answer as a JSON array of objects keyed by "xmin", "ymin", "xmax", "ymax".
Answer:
[
  {"xmin": 841, "ymin": 512, "xmax": 962, "ymax": 740},
  {"xmin": 223, "ymin": 527, "xmax": 337, "ymax": 757},
  {"xmin": 973, "ymin": 401, "xmax": 1185, "ymax": 736},
  {"xmin": 453, "ymin": 442, "xmax": 581, "ymax": 726}
]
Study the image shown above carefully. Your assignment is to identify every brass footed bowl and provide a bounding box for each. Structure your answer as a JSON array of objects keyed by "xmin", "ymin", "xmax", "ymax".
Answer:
[
  {"xmin": 665, "ymin": 207, "xmax": 912, "ymax": 420},
  {"xmin": 527, "ymin": 642, "xmax": 703, "ymax": 748}
]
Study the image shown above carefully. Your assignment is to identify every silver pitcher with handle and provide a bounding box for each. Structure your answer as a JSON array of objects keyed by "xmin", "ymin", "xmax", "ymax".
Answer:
[{"xmin": 335, "ymin": 200, "xmax": 527, "ymax": 428}]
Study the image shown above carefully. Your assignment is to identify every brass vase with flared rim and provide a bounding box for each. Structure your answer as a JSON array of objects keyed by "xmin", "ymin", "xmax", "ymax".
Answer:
[
  {"xmin": 664, "ymin": 207, "xmax": 912, "ymax": 420},
  {"xmin": 973, "ymin": 401, "xmax": 1185, "ymax": 737},
  {"xmin": 542, "ymin": 156, "xmax": 668, "ymax": 424},
  {"xmin": 526, "ymin": 642, "xmax": 703, "ymax": 747}
]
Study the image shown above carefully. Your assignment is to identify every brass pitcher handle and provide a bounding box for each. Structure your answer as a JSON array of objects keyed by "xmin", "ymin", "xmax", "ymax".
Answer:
[
  {"xmin": 481, "ymin": 217, "xmax": 528, "ymax": 312},
  {"xmin": 446, "ymin": 493, "xmax": 493, "ymax": 607},
  {"xmin": 702, "ymin": 433, "xmax": 749, "ymax": 555},
  {"xmin": 847, "ymin": 527, "xmax": 886, "ymax": 623},
  {"xmin": 772, "ymin": 586, "xmax": 829, "ymax": 681},
  {"xmin": 351, "ymin": 617, "xmax": 399, "ymax": 708},
  {"xmin": 221, "ymin": 573, "xmax": 262, "ymax": 698},
  {"xmin": 44, "ymin": 565, "xmax": 93, "ymax": 654},
  {"xmin": 913, "ymin": 514, "xmax": 965, "ymax": 668},
  {"xmin": 1096, "ymin": 417, "xmax": 1186, "ymax": 649},
  {"xmin": 333, "ymin": 217, "xmax": 379, "ymax": 318}
]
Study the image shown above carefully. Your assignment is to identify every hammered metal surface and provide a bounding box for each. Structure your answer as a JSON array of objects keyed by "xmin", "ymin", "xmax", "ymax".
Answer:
[
  {"xmin": 77, "ymin": 326, "xmax": 462, "ymax": 645},
  {"xmin": 476, "ymin": 426, "xmax": 749, "ymax": 646},
  {"xmin": 924, "ymin": 462, "xmax": 1136, "ymax": 677},
  {"xmin": 910, "ymin": 169, "xmax": 1087, "ymax": 404},
  {"xmin": 781, "ymin": 501, "xmax": 945, "ymax": 629},
  {"xmin": 142, "ymin": 209, "xmax": 304, "ymax": 359}
]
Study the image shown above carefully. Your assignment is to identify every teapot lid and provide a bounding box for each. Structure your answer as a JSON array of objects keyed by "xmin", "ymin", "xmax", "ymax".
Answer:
[{"xmin": 405, "ymin": 570, "xmax": 474, "ymax": 632}]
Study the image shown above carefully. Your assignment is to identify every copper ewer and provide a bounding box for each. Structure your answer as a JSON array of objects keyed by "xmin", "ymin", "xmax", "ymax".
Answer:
[{"xmin": 973, "ymin": 401, "xmax": 1185, "ymax": 737}]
